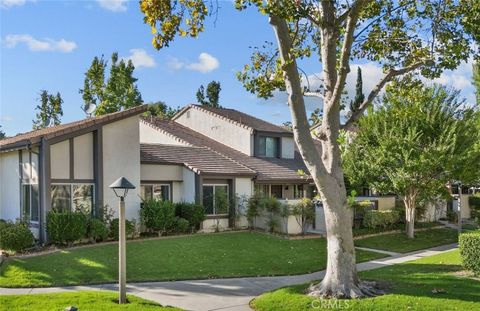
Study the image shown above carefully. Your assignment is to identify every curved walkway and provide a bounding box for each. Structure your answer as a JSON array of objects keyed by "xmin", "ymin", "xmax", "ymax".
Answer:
[{"xmin": 0, "ymin": 243, "xmax": 458, "ymax": 311}]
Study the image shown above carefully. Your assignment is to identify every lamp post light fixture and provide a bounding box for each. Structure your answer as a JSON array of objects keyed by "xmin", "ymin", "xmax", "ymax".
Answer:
[{"xmin": 109, "ymin": 177, "xmax": 135, "ymax": 304}]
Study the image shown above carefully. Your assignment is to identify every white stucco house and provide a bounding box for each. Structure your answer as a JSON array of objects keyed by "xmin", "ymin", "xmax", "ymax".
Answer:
[{"xmin": 0, "ymin": 106, "xmax": 146, "ymax": 242}]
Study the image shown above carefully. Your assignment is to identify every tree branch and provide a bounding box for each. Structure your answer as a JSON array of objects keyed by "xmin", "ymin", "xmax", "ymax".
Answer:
[
  {"xmin": 304, "ymin": 92, "xmax": 325, "ymax": 99},
  {"xmin": 342, "ymin": 61, "xmax": 427, "ymax": 131}
]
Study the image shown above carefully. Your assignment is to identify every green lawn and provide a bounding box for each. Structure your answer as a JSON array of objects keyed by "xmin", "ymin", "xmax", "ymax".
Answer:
[
  {"xmin": 355, "ymin": 228, "xmax": 458, "ymax": 253},
  {"xmin": 252, "ymin": 250, "xmax": 480, "ymax": 311},
  {"xmin": 0, "ymin": 232, "xmax": 385, "ymax": 288},
  {"xmin": 0, "ymin": 291, "xmax": 180, "ymax": 310}
]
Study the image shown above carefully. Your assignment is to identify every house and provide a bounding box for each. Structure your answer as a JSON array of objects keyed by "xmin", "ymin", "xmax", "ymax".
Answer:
[
  {"xmin": 139, "ymin": 104, "xmax": 316, "ymax": 232},
  {"xmin": 0, "ymin": 106, "xmax": 146, "ymax": 242}
]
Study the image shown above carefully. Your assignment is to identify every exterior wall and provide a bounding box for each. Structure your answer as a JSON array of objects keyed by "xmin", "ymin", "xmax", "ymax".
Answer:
[
  {"xmin": 423, "ymin": 200, "xmax": 447, "ymax": 222},
  {"xmin": 50, "ymin": 140, "xmax": 69, "ymax": 179},
  {"xmin": 140, "ymin": 164, "xmax": 183, "ymax": 181},
  {"xmin": 176, "ymin": 107, "xmax": 253, "ymax": 155},
  {"xmin": 0, "ymin": 151, "xmax": 21, "ymax": 221},
  {"xmin": 181, "ymin": 168, "xmax": 195, "ymax": 202},
  {"xmin": 234, "ymin": 178, "xmax": 253, "ymax": 228},
  {"xmin": 201, "ymin": 218, "xmax": 230, "ymax": 233},
  {"xmin": 459, "ymin": 194, "xmax": 471, "ymax": 219},
  {"xmin": 281, "ymin": 137, "xmax": 295, "ymax": 159},
  {"xmin": 172, "ymin": 181, "xmax": 182, "ymax": 202},
  {"xmin": 73, "ymin": 133, "xmax": 94, "ymax": 180},
  {"xmin": 102, "ymin": 116, "xmax": 141, "ymax": 220},
  {"xmin": 140, "ymin": 121, "xmax": 187, "ymax": 145},
  {"xmin": 356, "ymin": 196, "xmax": 396, "ymax": 211}
]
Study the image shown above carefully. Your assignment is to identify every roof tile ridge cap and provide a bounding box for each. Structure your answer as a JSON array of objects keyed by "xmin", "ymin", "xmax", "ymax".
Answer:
[
  {"xmin": 140, "ymin": 118, "xmax": 193, "ymax": 147},
  {"xmin": 193, "ymin": 105, "xmax": 254, "ymax": 133},
  {"xmin": 199, "ymin": 141, "xmax": 257, "ymax": 174}
]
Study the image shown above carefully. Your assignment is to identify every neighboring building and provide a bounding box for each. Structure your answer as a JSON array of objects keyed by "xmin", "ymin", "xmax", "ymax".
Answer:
[
  {"xmin": 140, "ymin": 104, "xmax": 316, "ymax": 233},
  {"xmin": 0, "ymin": 106, "xmax": 146, "ymax": 242}
]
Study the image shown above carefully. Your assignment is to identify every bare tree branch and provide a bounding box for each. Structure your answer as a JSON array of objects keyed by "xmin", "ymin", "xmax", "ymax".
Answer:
[
  {"xmin": 304, "ymin": 92, "xmax": 325, "ymax": 99},
  {"xmin": 342, "ymin": 60, "xmax": 427, "ymax": 131}
]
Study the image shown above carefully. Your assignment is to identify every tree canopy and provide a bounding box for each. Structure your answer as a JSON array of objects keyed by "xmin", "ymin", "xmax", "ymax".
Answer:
[
  {"xmin": 343, "ymin": 82, "xmax": 480, "ymax": 237},
  {"xmin": 0, "ymin": 125, "xmax": 5, "ymax": 140},
  {"xmin": 144, "ymin": 101, "xmax": 180, "ymax": 119},
  {"xmin": 196, "ymin": 81, "xmax": 222, "ymax": 108},
  {"xmin": 32, "ymin": 90, "xmax": 63, "ymax": 130},
  {"xmin": 79, "ymin": 52, "xmax": 143, "ymax": 116}
]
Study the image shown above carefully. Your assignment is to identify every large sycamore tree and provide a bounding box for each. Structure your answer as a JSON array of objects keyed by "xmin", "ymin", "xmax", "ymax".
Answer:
[{"xmin": 140, "ymin": 0, "xmax": 479, "ymax": 298}]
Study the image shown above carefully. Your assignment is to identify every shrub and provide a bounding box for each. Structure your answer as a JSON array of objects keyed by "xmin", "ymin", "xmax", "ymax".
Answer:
[
  {"xmin": 174, "ymin": 202, "xmax": 205, "ymax": 231},
  {"xmin": 363, "ymin": 210, "xmax": 400, "ymax": 230},
  {"xmin": 110, "ymin": 218, "xmax": 135, "ymax": 240},
  {"xmin": 0, "ymin": 221, "xmax": 34, "ymax": 252},
  {"xmin": 446, "ymin": 209, "xmax": 458, "ymax": 223},
  {"xmin": 247, "ymin": 192, "xmax": 263, "ymax": 228},
  {"xmin": 46, "ymin": 211, "xmax": 88, "ymax": 245},
  {"xmin": 291, "ymin": 198, "xmax": 315, "ymax": 235},
  {"xmin": 140, "ymin": 199, "xmax": 176, "ymax": 234},
  {"xmin": 459, "ymin": 231, "xmax": 480, "ymax": 275},
  {"xmin": 261, "ymin": 196, "xmax": 280, "ymax": 233},
  {"xmin": 87, "ymin": 218, "xmax": 108, "ymax": 242},
  {"xmin": 469, "ymin": 195, "xmax": 480, "ymax": 225},
  {"xmin": 174, "ymin": 217, "xmax": 190, "ymax": 233}
]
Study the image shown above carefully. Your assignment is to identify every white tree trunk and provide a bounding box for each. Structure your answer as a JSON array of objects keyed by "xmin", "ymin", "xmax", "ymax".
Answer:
[
  {"xmin": 404, "ymin": 196, "xmax": 416, "ymax": 239},
  {"xmin": 269, "ymin": 14, "xmax": 381, "ymax": 298}
]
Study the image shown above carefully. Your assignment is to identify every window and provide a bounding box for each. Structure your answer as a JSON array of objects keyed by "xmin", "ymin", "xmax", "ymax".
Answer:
[
  {"xmin": 254, "ymin": 184, "xmax": 269, "ymax": 197},
  {"xmin": 51, "ymin": 184, "xmax": 94, "ymax": 213},
  {"xmin": 270, "ymin": 185, "xmax": 283, "ymax": 198},
  {"xmin": 140, "ymin": 184, "xmax": 170, "ymax": 201},
  {"xmin": 258, "ymin": 136, "xmax": 279, "ymax": 158},
  {"xmin": 21, "ymin": 184, "xmax": 39, "ymax": 222},
  {"xmin": 203, "ymin": 185, "xmax": 229, "ymax": 215},
  {"xmin": 293, "ymin": 185, "xmax": 304, "ymax": 199}
]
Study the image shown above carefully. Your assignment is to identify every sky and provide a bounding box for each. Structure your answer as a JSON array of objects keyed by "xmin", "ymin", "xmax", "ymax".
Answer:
[{"xmin": 0, "ymin": 0, "xmax": 477, "ymax": 136}]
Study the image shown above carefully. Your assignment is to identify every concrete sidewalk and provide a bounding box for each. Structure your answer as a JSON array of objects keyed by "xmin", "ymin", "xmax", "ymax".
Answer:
[{"xmin": 0, "ymin": 243, "xmax": 458, "ymax": 311}]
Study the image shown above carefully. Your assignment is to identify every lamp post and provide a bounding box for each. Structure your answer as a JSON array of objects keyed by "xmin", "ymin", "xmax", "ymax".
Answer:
[{"xmin": 109, "ymin": 177, "xmax": 135, "ymax": 304}]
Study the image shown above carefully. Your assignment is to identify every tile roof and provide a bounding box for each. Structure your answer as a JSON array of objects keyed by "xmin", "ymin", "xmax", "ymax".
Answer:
[
  {"xmin": 0, "ymin": 105, "xmax": 147, "ymax": 152},
  {"xmin": 175, "ymin": 104, "xmax": 292, "ymax": 134},
  {"xmin": 141, "ymin": 118, "xmax": 311, "ymax": 182},
  {"xmin": 141, "ymin": 144, "xmax": 256, "ymax": 177}
]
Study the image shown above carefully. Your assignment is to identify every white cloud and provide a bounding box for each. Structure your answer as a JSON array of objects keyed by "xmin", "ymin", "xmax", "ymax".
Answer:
[
  {"xmin": 169, "ymin": 52, "xmax": 220, "ymax": 73},
  {"xmin": 4, "ymin": 34, "xmax": 77, "ymax": 52},
  {"xmin": 96, "ymin": 0, "xmax": 127, "ymax": 12},
  {"xmin": 186, "ymin": 53, "xmax": 220, "ymax": 73},
  {"xmin": 0, "ymin": 115, "xmax": 13, "ymax": 122},
  {"xmin": 123, "ymin": 49, "xmax": 156, "ymax": 68},
  {"xmin": 0, "ymin": 0, "xmax": 34, "ymax": 9}
]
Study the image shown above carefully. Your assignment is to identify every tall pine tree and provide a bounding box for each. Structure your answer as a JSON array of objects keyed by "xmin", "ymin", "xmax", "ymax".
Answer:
[
  {"xmin": 80, "ymin": 52, "xmax": 143, "ymax": 116},
  {"xmin": 32, "ymin": 90, "xmax": 63, "ymax": 130},
  {"xmin": 349, "ymin": 67, "xmax": 365, "ymax": 115}
]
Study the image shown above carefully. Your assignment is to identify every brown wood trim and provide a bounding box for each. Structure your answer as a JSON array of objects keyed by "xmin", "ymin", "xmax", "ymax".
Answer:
[
  {"xmin": 51, "ymin": 179, "xmax": 95, "ymax": 184},
  {"xmin": 93, "ymin": 127, "xmax": 103, "ymax": 219},
  {"xmin": 141, "ymin": 180, "xmax": 182, "ymax": 183},
  {"xmin": 69, "ymin": 138, "xmax": 74, "ymax": 180}
]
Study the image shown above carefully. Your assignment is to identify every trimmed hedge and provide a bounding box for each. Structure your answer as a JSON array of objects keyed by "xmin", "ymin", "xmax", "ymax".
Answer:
[
  {"xmin": 0, "ymin": 221, "xmax": 34, "ymax": 252},
  {"xmin": 46, "ymin": 211, "xmax": 88, "ymax": 245},
  {"xmin": 459, "ymin": 231, "xmax": 480, "ymax": 275},
  {"xmin": 110, "ymin": 218, "xmax": 135, "ymax": 240},
  {"xmin": 363, "ymin": 210, "xmax": 400, "ymax": 229},
  {"xmin": 87, "ymin": 218, "xmax": 108, "ymax": 242},
  {"xmin": 140, "ymin": 199, "xmax": 176, "ymax": 234},
  {"xmin": 174, "ymin": 217, "xmax": 190, "ymax": 233},
  {"xmin": 174, "ymin": 202, "xmax": 205, "ymax": 231}
]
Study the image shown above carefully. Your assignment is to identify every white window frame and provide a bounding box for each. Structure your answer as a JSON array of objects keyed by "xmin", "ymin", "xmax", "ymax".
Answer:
[
  {"xmin": 51, "ymin": 183, "xmax": 95, "ymax": 214},
  {"xmin": 140, "ymin": 183, "xmax": 171, "ymax": 201},
  {"xmin": 203, "ymin": 184, "xmax": 229, "ymax": 216}
]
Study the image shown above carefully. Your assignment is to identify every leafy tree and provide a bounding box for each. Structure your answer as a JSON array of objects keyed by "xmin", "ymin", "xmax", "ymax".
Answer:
[
  {"xmin": 282, "ymin": 121, "xmax": 292, "ymax": 130},
  {"xmin": 349, "ymin": 67, "xmax": 365, "ymax": 115},
  {"xmin": 196, "ymin": 81, "xmax": 221, "ymax": 107},
  {"xmin": 144, "ymin": 101, "xmax": 180, "ymax": 119},
  {"xmin": 140, "ymin": 0, "xmax": 479, "ymax": 298},
  {"xmin": 343, "ymin": 83, "xmax": 480, "ymax": 239},
  {"xmin": 32, "ymin": 90, "xmax": 63, "ymax": 130},
  {"xmin": 0, "ymin": 125, "xmax": 5, "ymax": 139},
  {"xmin": 79, "ymin": 53, "xmax": 142, "ymax": 116},
  {"xmin": 474, "ymin": 61, "xmax": 480, "ymax": 105}
]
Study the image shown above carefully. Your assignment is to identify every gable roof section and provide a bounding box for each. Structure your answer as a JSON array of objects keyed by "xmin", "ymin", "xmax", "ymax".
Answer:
[
  {"xmin": 0, "ymin": 105, "xmax": 147, "ymax": 153},
  {"xmin": 174, "ymin": 104, "xmax": 292, "ymax": 134},
  {"xmin": 144, "ymin": 118, "xmax": 311, "ymax": 182},
  {"xmin": 141, "ymin": 144, "xmax": 256, "ymax": 177}
]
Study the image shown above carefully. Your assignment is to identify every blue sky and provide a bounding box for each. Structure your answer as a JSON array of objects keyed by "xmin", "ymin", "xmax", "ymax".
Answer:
[{"xmin": 0, "ymin": 0, "xmax": 476, "ymax": 136}]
